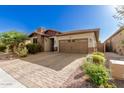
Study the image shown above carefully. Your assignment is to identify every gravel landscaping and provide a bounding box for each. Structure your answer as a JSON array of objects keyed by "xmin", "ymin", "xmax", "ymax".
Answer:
[
  {"xmin": 62, "ymin": 67, "xmax": 124, "ymax": 88},
  {"xmin": 62, "ymin": 52, "xmax": 124, "ymax": 88},
  {"xmin": 62, "ymin": 67, "xmax": 94, "ymax": 88},
  {"xmin": 114, "ymin": 79, "xmax": 124, "ymax": 88},
  {"xmin": 0, "ymin": 52, "xmax": 15, "ymax": 61}
]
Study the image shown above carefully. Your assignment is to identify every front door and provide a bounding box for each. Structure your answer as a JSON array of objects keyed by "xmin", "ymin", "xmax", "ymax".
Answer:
[{"xmin": 51, "ymin": 38, "xmax": 54, "ymax": 51}]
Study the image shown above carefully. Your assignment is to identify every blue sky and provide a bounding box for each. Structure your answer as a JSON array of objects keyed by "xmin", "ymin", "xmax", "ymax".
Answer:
[{"xmin": 0, "ymin": 5, "xmax": 119, "ymax": 42}]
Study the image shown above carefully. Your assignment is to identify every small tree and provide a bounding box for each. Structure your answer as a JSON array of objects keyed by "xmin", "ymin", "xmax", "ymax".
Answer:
[
  {"xmin": 113, "ymin": 6, "xmax": 124, "ymax": 27},
  {"xmin": 0, "ymin": 31, "xmax": 28, "ymax": 53}
]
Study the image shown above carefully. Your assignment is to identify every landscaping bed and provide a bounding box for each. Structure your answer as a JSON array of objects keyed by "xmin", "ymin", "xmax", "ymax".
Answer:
[
  {"xmin": 62, "ymin": 67, "xmax": 124, "ymax": 88},
  {"xmin": 62, "ymin": 52, "xmax": 124, "ymax": 88},
  {"xmin": 0, "ymin": 52, "xmax": 15, "ymax": 61},
  {"xmin": 62, "ymin": 67, "xmax": 94, "ymax": 88}
]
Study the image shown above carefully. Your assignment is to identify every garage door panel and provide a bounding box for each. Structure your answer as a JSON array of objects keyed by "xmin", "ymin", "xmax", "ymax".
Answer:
[
  {"xmin": 71, "ymin": 39, "xmax": 88, "ymax": 53},
  {"xmin": 59, "ymin": 40, "xmax": 71, "ymax": 52},
  {"xmin": 59, "ymin": 39, "xmax": 88, "ymax": 54}
]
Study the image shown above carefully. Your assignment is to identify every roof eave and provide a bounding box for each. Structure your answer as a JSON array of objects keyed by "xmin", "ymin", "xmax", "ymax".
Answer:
[
  {"xmin": 104, "ymin": 27, "xmax": 124, "ymax": 43},
  {"xmin": 29, "ymin": 32, "xmax": 50, "ymax": 37},
  {"xmin": 56, "ymin": 29, "xmax": 100, "ymax": 42}
]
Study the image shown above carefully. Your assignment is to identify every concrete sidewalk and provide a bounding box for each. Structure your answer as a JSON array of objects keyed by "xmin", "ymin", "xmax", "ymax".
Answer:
[{"xmin": 0, "ymin": 68, "xmax": 26, "ymax": 88}]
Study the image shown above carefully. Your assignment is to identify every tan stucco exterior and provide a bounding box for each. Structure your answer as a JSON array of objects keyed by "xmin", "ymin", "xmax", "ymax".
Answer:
[
  {"xmin": 105, "ymin": 29, "xmax": 124, "ymax": 55},
  {"xmin": 24, "ymin": 40, "xmax": 31, "ymax": 45},
  {"xmin": 30, "ymin": 35, "xmax": 52, "ymax": 52},
  {"xmin": 44, "ymin": 37, "xmax": 52, "ymax": 52},
  {"xmin": 29, "ymin": 28, "xmax": 99, "ymax": 54},
  {"xmin": 56, "ymin": 32, "xmax": 97, "ymax": 53}
]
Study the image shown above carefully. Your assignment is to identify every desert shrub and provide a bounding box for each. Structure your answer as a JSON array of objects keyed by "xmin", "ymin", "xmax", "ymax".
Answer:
[
  {"xmin": 0, "ymin": 44, "xmax": 6, "ymax": 52},
  {"xmin": 16, "ymin": 42, "xmax": 28, "ymax": 57},
  {"xmin": 26, "ymin": 43, "xmax": 41, "ymax": 54},
  {"xmin": 86, "ymin": 55, "xmax": 93, "ymax": 62},
  {"xmin": 82, "ymin": 60, "xmax": 90, "ymax": 70},
  {"xmin": 83, "ymin": 63, "xmax": 109, "ymax": 86},
  {"xmin": 93, "ymin": 52, "xmax": 105, "ymax": 57},
  {"xmin": 92, "ymin": 54, "xmax": 105, "ymax": 65},
  {"xmin": 0, "ymin": 31, "xmax": 28, "ymax": 53},
  {"xmin": 103, "ymin": 82, "xmax": 117, "ymax": 88}
]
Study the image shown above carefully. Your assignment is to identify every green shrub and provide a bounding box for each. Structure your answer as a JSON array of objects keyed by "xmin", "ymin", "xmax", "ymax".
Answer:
[
  {"xmin": 93, "ymin": 52, "xmax": 105, "ymax": 57},
  {"xmin": 86, "ymin": 55, "xmax": 93, "ymax": 62},
  {"xmin": 92, "ymin": 55, "xmax": 105, "ymax": 65},
  {"xmin": 16, "ymin": 42, "xmax": 28, "ymax": 57},
  {"xmin": 82, "ymin": 60, "xmax": 91, "ymax": 69},
  {"xmin": 26, "ymin": 43, "xmax": 41, "ymax": 54},
  {"xmin": 0, "ymin": 44, "xmax": 6, "ymax": 52},
  {"xmin": 83, "ymin": 63, "xmax": 109, "ymax": 86},
  {"xmin": 103, "ymin": 82, "xmax": 117, "ymax": 88}
]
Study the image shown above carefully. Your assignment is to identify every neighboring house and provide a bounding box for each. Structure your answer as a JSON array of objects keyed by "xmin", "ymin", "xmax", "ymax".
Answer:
[
  {"xmin": 29, "ymin": 27, "xmax": 100, "ymax": 54},
  {"xmin": 104, "ymin": 27, "xmax": 124, "ymax": 55}
]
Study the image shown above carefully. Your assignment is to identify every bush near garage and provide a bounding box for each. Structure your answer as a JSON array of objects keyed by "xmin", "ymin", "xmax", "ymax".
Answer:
[
  {"xmin": 93, "ymin": 52, "xmax": 105, "ymax": 57},
  {"xmin": 83, "ymin": 62, "xmax": 109, "ymax": 86},
  {"xmin": 82, "ymin": 52, "xmax": 117, "ymax": 88},
  {"xmin": 92, "ymin": 54, "xmax": 106, "ymax": 65},
  {"xmin": 26, "ymin": 43, "xmax": 41, "ymax": 54}
]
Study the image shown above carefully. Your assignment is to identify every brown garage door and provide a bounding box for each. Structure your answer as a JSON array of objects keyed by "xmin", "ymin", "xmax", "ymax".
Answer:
[{"xmin": 59, "ymin": 39, "xmax": 88, "ymax": 54}]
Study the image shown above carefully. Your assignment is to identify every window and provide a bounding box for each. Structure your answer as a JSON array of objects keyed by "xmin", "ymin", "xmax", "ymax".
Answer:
[{"xmin": 33, "ymin": 38, "xmax": 38, "ymax": 43}]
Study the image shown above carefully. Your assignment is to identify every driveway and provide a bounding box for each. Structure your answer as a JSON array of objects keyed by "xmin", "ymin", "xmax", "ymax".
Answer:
[
  {"xmin": 105, "ymin": 52, "xmax": 124, "ymax": 61},
  {"xmin": 0, "ymin": 52, "xmax": 85, "ymax": 88},
  {"xmin": 21, "ymin": 52, "xmax": 84, "ymax": 71}
]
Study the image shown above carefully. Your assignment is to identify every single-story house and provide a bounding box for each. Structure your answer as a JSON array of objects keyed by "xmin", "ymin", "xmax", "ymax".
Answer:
[
  {"xmin": 29, "ymin": 27, "xmax": 100, "ymax": 54},
  {"xmin": 104, "ymin": 27, "xmax": 124, "ymax": 55}
]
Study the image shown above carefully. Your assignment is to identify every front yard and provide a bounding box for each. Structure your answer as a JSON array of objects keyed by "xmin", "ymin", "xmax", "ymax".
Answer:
[
  {"xmin": 62, "ymin": 52, "xmax": 124, "ymax": 88},
  {"xmin": 0, "ymin": 52, "xmax": 85, "ymax": 87},
  {"xmin": 0, "ymin": 52, "xmax": 124, "ymax": 88}
]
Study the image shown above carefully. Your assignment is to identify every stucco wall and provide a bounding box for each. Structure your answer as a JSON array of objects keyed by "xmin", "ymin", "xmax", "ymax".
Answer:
[
  {"xmin": 109, "ymin": 30, "xmax": 124, "ymax": 55},
  {"xmin": 29, "ymin": 32, "xmax": 97, "ymax": 53},
  {"xmin": 56, "ymin": 32, "xmax": 97, "ymax": 48},
  {"xmin": 25, "ymin": 40, "xmax": 31, "ymax": 45},
  {"xmin": 44, "ymin": 37, "xmax": 51, "ymax": 52},
  {"xmin": 30, "ymin": 34, "xmax": 44, "ymax": 51},
  {"xmin": 55, "ymin": 32, "xmax": 97, "ymax": 53},
  {"xmin": 30, "ymin": 36, "xmax": 37, "ymax": 43}
]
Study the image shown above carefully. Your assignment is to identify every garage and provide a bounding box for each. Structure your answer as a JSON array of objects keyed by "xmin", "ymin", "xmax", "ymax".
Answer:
[{"xmin": 59, "ymin": 39, "xmax": 88, "ymax": 54}]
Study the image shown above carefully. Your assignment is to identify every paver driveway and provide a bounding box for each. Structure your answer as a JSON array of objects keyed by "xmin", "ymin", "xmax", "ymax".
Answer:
[
  {"xmin": 0, "ymin": 52, "xmax": 85, "ymax": 88},
  {"xmin": 21, "ymin": 52, "xmax": 84, "ymax": 71}
]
